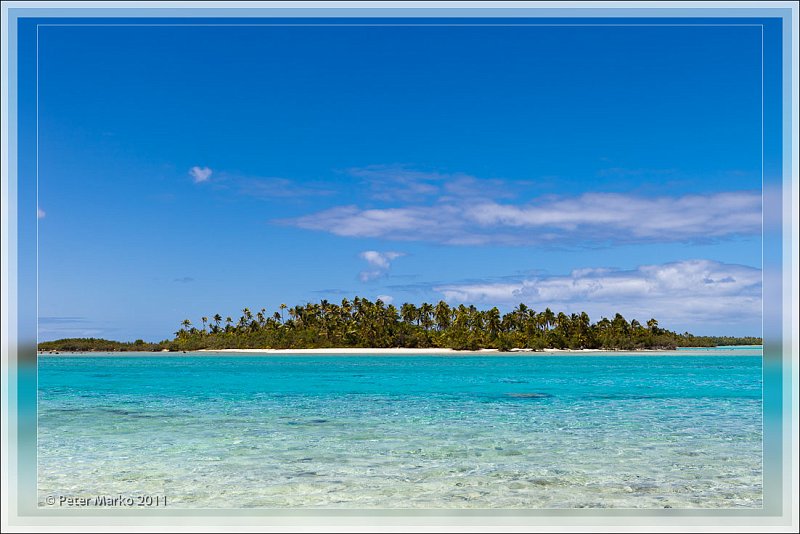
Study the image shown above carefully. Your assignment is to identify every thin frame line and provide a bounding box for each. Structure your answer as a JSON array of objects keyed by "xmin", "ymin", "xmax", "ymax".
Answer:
[
  {"xmin": 33, "ymin": 18, "xmax": 770, "ymax": 513},
  {"xmin": 34, "ymin": 23, "xmax": 768, "ymax": 26}
]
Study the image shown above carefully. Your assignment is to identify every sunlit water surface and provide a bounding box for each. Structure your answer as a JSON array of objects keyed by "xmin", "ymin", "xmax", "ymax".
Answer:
[{"xmin": 38, "ymin": 348, "xmax": 762, "ymax": 508}]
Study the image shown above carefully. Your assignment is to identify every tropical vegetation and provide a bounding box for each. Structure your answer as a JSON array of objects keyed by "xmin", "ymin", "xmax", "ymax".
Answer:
[{"xmin": 37, "ymin": 297, "xmax": 763, "ymax": 352}]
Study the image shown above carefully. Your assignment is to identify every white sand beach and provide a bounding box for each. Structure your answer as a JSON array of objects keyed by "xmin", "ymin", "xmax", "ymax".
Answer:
[
  {"xmin": 196, "ymin": 347, "xmax": 647, "ymax": 355},
  {"xmin": 197, "ymin": 347, "xmax": 476, "ymax": 355},
  {"xmin": 38, "ymin": 346, "xmax": 761, "ymax": 356}
]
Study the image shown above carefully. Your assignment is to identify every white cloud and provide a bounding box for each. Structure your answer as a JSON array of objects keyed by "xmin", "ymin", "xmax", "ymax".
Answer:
[
  {"xmin": 467, "ymin": 192, "xmax": 761, "ymax": 240},
  {"xmin": 237, "ymin": 177, "xmax": 334, "ymax": 198},
  {"xmin": 359, "ymin": 270, "xmax": 383, "ymax": 282},
  {"xmin": 281, "ymin": 191, "xmax": 761, "ymax": 246},
  {"xmin": 360, "ymin": 250, "xmax": 404, "ymax": 269},
  {"xmin": 37, "ymin": 207, "xmax": 46, "ymax": 219},
  {"xmin": 434, "ymin": 260, "xmax": 762, "ymax": 332},
  {"xmin": 340, "ymin": 165, "xmax": 519, "ymax": 206},
  {"xmin": 189, "ymin": 166, "xmax": 213, "ymax": 183},
  {"xmin": 358, "ymin": 250, "xmax": 405, "ymax": 282},
  {"xmin": 376, "ymin": 294, "xmax": 394, "ymax": 305},
  {"xmin": 348, "ymin": 165, "xmax": 456, "ymax": 202}
]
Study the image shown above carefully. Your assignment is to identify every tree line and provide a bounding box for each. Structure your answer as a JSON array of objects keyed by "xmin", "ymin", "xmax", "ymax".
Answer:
[{"xmin": 38, "ymin": 297, "xmax": 763, "ymax": 352}]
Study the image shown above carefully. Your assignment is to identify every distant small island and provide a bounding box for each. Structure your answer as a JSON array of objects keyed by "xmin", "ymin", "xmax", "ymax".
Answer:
[{"xmin": 37, "ymin": 297, "xmax": 762, "ymax": 353}]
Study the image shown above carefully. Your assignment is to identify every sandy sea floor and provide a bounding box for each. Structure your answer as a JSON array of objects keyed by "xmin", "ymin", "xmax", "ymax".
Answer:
[{"xmin": 37, "ymin": 350, "xmax": 763, "ymax": 508}]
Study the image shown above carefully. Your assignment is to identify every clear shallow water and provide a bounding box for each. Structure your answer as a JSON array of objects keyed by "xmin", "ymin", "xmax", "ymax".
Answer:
[
  {"xmin": 674, "ymin": 345, "xmax": 762, "ymax": 352},
  {"xmin": 38, "ymin": 351, "xmax": 762, "ymax": 509}
]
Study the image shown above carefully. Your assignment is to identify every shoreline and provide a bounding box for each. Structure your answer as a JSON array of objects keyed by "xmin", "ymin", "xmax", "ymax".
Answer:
[
  {"xmin": 197, "ymin": 347, "xmax": 617, "ymax": 354},
  {"xmin": 37, "ymin": 346, "xmax": 763, "ymax": 356}
]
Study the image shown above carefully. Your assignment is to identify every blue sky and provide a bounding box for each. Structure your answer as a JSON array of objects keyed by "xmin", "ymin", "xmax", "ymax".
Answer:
[{"xmin": 35, "ymin": 22, "xmax": 771, "ymax": 340}]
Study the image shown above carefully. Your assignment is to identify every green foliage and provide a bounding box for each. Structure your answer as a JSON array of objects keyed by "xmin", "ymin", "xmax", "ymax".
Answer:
[
  {"xmin": 38, "ymin": 299, "xmax": 763, "ymax": 352},
  {"xmin": 37, "ymin": 337, "xmax": 167, "ymax": 352}
]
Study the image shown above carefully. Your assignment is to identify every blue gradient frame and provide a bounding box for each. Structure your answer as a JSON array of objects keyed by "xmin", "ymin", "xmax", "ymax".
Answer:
[{"xmin": 3, "ymin": 3, "xmax": 796, "ymax": 530}]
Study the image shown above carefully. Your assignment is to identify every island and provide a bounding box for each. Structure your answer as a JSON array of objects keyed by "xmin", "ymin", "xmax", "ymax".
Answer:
[{"xmin": 37, "ymin": 297, "xmax": 762, "ymax": 353}]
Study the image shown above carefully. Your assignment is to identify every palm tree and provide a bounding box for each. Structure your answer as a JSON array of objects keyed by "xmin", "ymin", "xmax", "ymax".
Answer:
[
  {"xmin": 486, "ymin": 307, "xmax": 501, "ymax": 339},
  {"xmin": 595, "ymin": 317, "xmax": 612, "ymax": 347},
  {"xmin": 237, "ymin": 308, "xmax": 252, "ymax": 331},
  {"xmin": 575, "ymin": 312, "xmax": 591, "ymax": 348},
  {"xmin": 513, "ymin": 303, "xmax": 529, "ymax": 332},
  {"xmin": 556, "ymin": 312, "xmax": 569, "ymax": 337},
  {"xmin": 419, "ymin": 302, "xmax": 434, "ymax": 330},
  {"xmin": 288, "ymin": 305, "xmax": 301, "ymax": 326},
  {"xmin": 434, "ymin": 301, "xmax": 451, "ymax": 331},
  {"xmin": 612, "ymin": 313, "xmax": 629, "ymax": 335},
  {"xmin": 400, "ymin": 303, "xmax": 418, "ymax": 325},
  {"xmin": 542, "ymin": 308, "xmax": 556, "ymax": 332},
  {"xmin": 166, "ymin": 298, "xmax": 690, "ymax": 351}
]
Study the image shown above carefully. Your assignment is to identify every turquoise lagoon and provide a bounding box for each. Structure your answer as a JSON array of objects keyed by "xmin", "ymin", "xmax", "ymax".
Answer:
[{"xmin": 38, "ymin": 349, "xmax": 762, "ymax": 508}]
